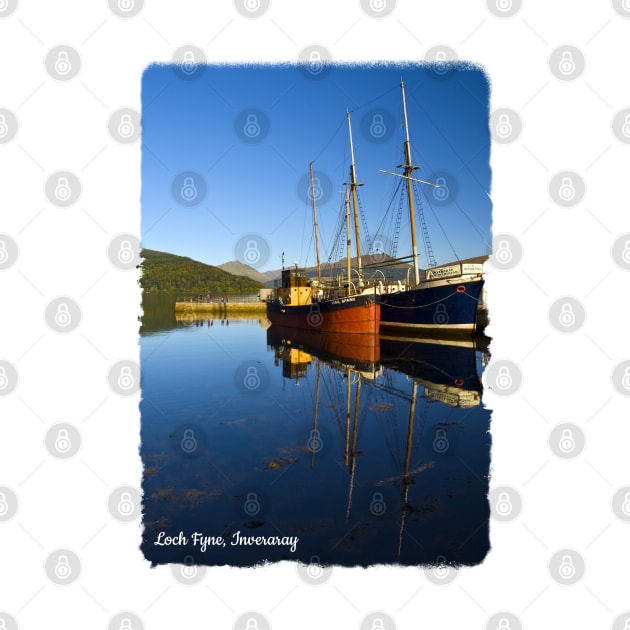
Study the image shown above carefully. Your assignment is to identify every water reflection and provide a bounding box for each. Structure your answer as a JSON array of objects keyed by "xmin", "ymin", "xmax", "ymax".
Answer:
[{"xmin": 140, "ymin": 316, "xmax": 490, "ymax": 567}]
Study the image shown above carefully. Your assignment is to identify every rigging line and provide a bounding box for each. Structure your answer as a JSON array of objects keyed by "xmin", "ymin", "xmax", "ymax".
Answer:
[
  {"xmin": 348, "ymin": 83, "xmax": 400, "ymax": 114},
  {"xmin": 370, "ymin": 178, "xmax": 404, "ymax": 241},
  {"xmin": 408, "ymin": 90, "xmax": 491, "ymax": 200},
  {"xmin": 415, "ymin": 183, "xmax": 459, "ymax": 263},
  {"xmin": 311, "ymin": 114, "xmax": 347, "ymax": 164},
  {"xmin": 452, "ymin": 197, "xmax": 492, "ymax": 252}
]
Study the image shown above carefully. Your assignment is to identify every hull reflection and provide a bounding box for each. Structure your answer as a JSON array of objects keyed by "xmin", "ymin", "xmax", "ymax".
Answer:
[{"xmin": 266, "ymin": 325, "xmax": 381, "ymax": 377}]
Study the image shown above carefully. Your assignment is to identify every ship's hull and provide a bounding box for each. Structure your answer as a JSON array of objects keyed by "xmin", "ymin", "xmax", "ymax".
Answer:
[
  {"xmin": 267, "ymin": 325, "xmax": 381, "ymax": 372},
  {"xmin": 379, "ymin": 277, "xmax": 484, "ymax": 335},
  {"xmin": 266, "ymin": 293, "xmax": 380, "ymax": 334}
]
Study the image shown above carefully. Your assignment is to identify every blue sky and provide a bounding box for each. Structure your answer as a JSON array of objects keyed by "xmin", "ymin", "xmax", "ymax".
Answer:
[{"xmin": 141, "ymin": 62, "xmax": 492, "ymax": 273}]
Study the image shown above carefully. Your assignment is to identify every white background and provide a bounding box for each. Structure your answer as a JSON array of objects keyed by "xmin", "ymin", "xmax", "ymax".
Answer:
[{"xmin": 1, "ymin": 1, "xmax": 629, "ymax": 628}]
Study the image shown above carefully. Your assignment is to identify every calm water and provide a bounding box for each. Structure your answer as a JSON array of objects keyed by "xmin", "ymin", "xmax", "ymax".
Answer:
[{"xmin": 140, "ymin": 293, "xmax": 491, "ymax": 567}]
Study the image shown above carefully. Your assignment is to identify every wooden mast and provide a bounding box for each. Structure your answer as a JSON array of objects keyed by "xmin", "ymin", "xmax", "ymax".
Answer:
[
  {"xmin": 400, "ymin": 81, "xmax": 421, "ymax": 287},
  {"xmin": 346, "ymin": 111, "xmax": 363, "ymax": 288},
  {"xmin": 345, "ymin": 187, "xmax": 352, "ymax": 296},
  {"xmin": 309, "ymin": 161, "xmax": 322, "ymax": 283}
]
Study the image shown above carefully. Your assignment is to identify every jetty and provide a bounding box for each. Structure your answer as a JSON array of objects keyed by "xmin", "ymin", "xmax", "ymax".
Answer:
[{"xmin": 174, "ymin": 295, "xmax": 267, "ymax": 315}]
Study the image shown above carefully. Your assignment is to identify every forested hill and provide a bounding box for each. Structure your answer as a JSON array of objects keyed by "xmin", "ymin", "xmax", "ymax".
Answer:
[{"xmin": 140, "ymin": 249, "xmax": 265, "ymax": 294}]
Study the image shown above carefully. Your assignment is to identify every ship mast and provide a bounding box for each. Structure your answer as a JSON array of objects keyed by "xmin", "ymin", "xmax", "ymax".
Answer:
[
  {"xmin": 347, "ymin": 111, "xmax": 363, "ymax": 288},
  {"xmin": 345, "ymin": 187, "xmax": 352, "ymax": 296},
  {"xmin": 309, "ymin": 162, "xmax": 322, "ymax": 283},
  {"xmin": 400, "ymin": 81, "xmax": 421, "ymax": 287}
]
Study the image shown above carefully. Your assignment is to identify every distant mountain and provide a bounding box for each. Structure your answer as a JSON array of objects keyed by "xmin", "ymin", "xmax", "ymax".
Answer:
[
  {"xmin": 213, "ymin": 253, "xmax": 489, "ymax": 289},
  {"xmin": 259, "ymin": 253, "xmax": 488, "ymax": 287},
  {"xmin": 261, "ymin": 254, "xmax": 413, "ymax": 287},
  {"xmin": 217, "ymin": 260, "xmax": 276, "ymax": 285},
  {"xmin": 140, "ymin": 249, "xmax": 265, "ymax": 294}
]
